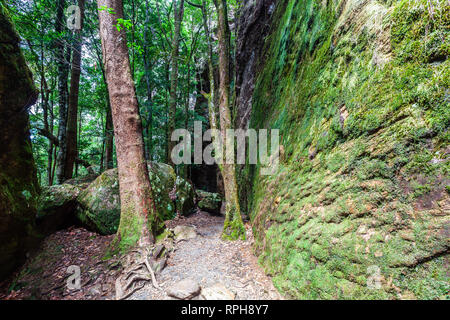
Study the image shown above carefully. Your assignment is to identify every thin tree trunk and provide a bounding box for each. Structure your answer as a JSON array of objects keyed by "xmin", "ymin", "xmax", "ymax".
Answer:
[
  {"xmin": 182, "ymin": 19, "xmax": 200, "ymax": 178},
  {"xmin": 98, "ymin": 0, "xmax": 162, "ymax": 249},
  {"xmin": 65, "ymin": 0, "xmax": 85, "ymax": 180},
  {"xmin": 75, "ymin": 107, "xmax": 81, "ymax": 176},
  {"xmin": 89, "ymin": 26, "xmax": 114, "ymax": 171},
  {"xmin": 143, "ymin": 0, "xmax": 154, "ymax": 162},
  {"xmin": 214, "ymin": 0, "xmax": 245, "ymax": 240},
  {"xmin": 55, "ymin": 0, "xmax": 71, "ymax": 184},
  {"xmin": 168, "ymin": 0, "xmax": 185, "ymax": 166},
  {"xmin": 198, "ymin": 0, "xmax": 218, "ymax": 132},
  {"xmin": 48, "ymin": 91, "xmax": 55, "ymax": 185},
  {"xmin": 104, "ymin": 101, "xmax": 114, "ymax": 169},
  {"xmin": 165, "ymin": 60, "xmax": 170, "ymax": 163}
]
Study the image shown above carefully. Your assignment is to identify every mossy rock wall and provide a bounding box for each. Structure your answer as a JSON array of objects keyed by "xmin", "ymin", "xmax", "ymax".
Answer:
[
  {"xmin": 175, "ymin": 176, "xmax": 195, "ymax": 215},
  {"xmin": 36, "ymin": 184, "xmax": 81, "ymax": 236},
  {"xmin": 0, "ymin": 3, "xmax": 40, "ymax": 280},
  {"xmin": 240, "ymin": 0, "xmax": 449, "ymax": 299},
  {"xmin": 77, "ymin": 162, "xmax": 195, "ymax": 235}
]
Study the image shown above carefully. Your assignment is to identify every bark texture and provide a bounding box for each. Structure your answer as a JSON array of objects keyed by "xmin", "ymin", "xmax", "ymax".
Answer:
[
  {"xmin": 55, "ymin": 0, "xmax": 70, "ymax": 184},
  {"xmin": 98, "ymin": 0, "xmax": 161, "ymax": 249},
  {"xmin": 214, "ymin": 0, "xmax": 245, "ymax": 240},
  {"xmin": 0, "ymin": 3, "xmax": 39, "ymax": 279},
  {"xmin": 104, "ymin": 101, "xmax": 114, "ymax": 169},
  {"xmin": 168, "ymin": 0, "xmax": 185, "ymax": 166},
  {"xmin": 65, "ymin": 0, "xmax": 86, "ymax": 180}
]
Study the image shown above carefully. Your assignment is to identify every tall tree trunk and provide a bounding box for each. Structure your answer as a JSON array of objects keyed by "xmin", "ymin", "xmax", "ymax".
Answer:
[
  {"xmin": 75, "ymin": 106, "xmax": 82, "ymax": 176},
  {"xmin": 98, "ymin": 0, "xmax": 162, "ymax": 249},
  {"xmin": 199, "ymin": 0, "xmax": 219, "ymax": 133},
  {"xmin": 55, "ymin": 0, "xmax": 70, "ymax": 184},
  {"xmin": 143, "ymin": 0, "xmax": 153, "ymax": 162},
  {"xmin": 90, "ymin": 25, "xmax": 114, "ymax": 170},
  {"xmin": 48, "ymin": 87, "xmax": 55, "ymax": 185},
  {"xmin": 168, "ymin": 0, "xmax": 185, "ymax": 166},
  {"xmin": 214, "ymin": 0, "xmax": 245, "ymax": 240},
  {"xmin": 65, "ymin": 0, "xmax": 85, "ymax": 180},
  {"xmin": 164, "ymin": 60, "xmax": 170, "ymax": 163},
  {"xmin": 104, "ymin": 100, "xmax": 114, "ymax": 169}
]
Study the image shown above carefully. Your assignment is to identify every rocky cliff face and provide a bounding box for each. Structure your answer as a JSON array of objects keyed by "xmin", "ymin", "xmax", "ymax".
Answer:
[
  {"xmin": 237, "ymin": 0, "xmax": 449, "ymax": 299},
  {"xmin": 0, "ymin": 4, "xmax": 40, "ymax": 280},
  {"xmin": 235, "ymin": 0, "xmax": 277, "ymax": 130}
]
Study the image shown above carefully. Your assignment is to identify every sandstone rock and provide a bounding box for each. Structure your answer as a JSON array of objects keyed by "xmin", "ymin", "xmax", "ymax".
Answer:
[
  {"xmin": 0, "ymin": 6, "xmax": 40, "ymax": 280},
  {"xmin": 76, "ymin": 162, "xmax": 195, "ymax": 235},
  {"xmin": 233, "ymin": 0, "xmax": 450, "ymax": 300},
  {"xmin": 76, "ymin": 169, "xmax": 121, "ymax": 235},
  {"xmin": 167, "ymin": 279, "xmax": 201, "ymax": 300},
  {"xmin": 197, "ymin": 190, "xmax": 223, "ymax": 215},
  {"xmin": 173, "ymin": 225, "xmax": 197, "ymax": 241},
  {"xmin": 36, "ymin": 184, "xmax": 81, "ymax": 236},
  {"xmin": 201, "ymin": 283, "xmax": 236, "ymax": 300},
  {"xmin": 175, "ymin": 176, "xmax": 195, "ymax": 216},
  {"xmin": 151, "ymin": 257, "xmax": 167, "ymax": 274}
]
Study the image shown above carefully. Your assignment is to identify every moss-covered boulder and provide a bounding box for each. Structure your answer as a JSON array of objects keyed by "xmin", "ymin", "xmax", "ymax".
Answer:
[
  {"xmin": 148, "ymin": 162, "xmax": 176, "ymax": 220},
  {"xmin": 76, "ymin": 169, "xmax": 121, "ymax": 235},
  {"xmin": 77, "ymin": 162, "xmax": 195, "ymax": 235},
  {"xmin": 36, "ymin": 184, "xmax": 81, "ymax": 236},
  {"xmin": 147, "ymin": 163, "xmax": 195, "ymax": 216},
  {"xmin": 175, "ymin": 176, "xmax": 195, "ymax": 215},
  {"xmin": 0, "ymin": 4, "xmax": 40, "ymax": 280},
  {"xmin": 197, "ymin": 190, "xmax": 223, "ymax": 215},
  {"xmin": 64, "ymin": 174, "xmax": 98, "ymax": 190}
]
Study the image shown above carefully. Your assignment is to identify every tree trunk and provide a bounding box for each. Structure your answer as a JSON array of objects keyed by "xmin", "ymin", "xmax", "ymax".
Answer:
[
  {"xmin": 98, "ymin": 0, "xmax": 162, "ymax": 249},
  {"xmin": 104, "ymin": 100, "xmax": 114, "ymax": 169},
  {"xmin": 55, "ymin": 0, "xmax": 70, "ymax": 184},
  {"xmin": 168, "ymin": 0, "xmax": 185, "ymax": 166},
  {"xmin": 214, "ymin": 0, "xmax": 245, "ymax": 240},
  {"xmin": 75, "ymin": 106, "xmax": 82, "ymax": 176},
  {"xmin": 200, "ymin": 0, "xmax": 219, "ymax": 133},
  {"xmin": 143, "ymin": 0, "xmax": 154, "ymax": 162},
  {"xmin": 90, "ymin": 25, "xmax": 115, "ymax": 171},
  {"xmin": 65, "ymin": 0, "xmax": 86, "ymax": 180}
]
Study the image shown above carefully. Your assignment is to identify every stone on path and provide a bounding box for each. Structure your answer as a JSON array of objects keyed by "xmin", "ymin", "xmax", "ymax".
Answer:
[
  {"xmin": 173, "ymin": 225, "xmax": 197, "ymax": 241},
  {"xmin": 201, "ymin": 283, "xmax": 236, "ymax": 300},
  {"xmin": 167, "ymin": 279, "xmax": 201, "ymax": 300}
]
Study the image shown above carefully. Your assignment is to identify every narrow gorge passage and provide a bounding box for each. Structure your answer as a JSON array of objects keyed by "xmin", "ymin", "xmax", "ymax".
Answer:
[
  {"xmin": 1, "ymin": 0, "xmax": 448, "ymax": 302},
  {"xmin": 0, "ymin": 210, "xmax": 282, "ymax": 300},
  {"xmin": 130, "ymin": 211, "xmax": 282, "ymax": 300}
]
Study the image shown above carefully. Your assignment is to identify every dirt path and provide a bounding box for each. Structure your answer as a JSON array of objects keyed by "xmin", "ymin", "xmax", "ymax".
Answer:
[
  {"xmin": 130, "ymin": 211, "xmax": 283, "ymax": 300},
  {"xmin": 0, "ymin": 211, "xmax": 282, "ymax": 300}
]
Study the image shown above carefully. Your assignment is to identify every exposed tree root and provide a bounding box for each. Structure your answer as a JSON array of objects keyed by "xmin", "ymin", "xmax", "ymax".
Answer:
[{"xmin": 115, "ymin": 246, "xmax": 164, "ymax": 300}]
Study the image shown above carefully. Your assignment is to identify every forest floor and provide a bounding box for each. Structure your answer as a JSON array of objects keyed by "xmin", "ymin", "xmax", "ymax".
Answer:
[{"xmin": 0, "ymin": 210, "xmax": 282, "ymax": 300}]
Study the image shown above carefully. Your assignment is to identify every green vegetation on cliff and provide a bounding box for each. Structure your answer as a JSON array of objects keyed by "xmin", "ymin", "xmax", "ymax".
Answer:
[
  {"xmin": 0, "ymin": 2, "xmax": 39, "ymax": 280},
  {"xmin": 247, "ymin": 0, "xmax": 449, "ymax": 299}
]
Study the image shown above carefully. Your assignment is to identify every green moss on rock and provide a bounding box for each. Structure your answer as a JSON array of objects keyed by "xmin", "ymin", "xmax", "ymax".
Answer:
[
  {"xmin": 0, "ymin": 3, "xmax": 40, "ymax": 280},
  {"xmin": 243, "ymin": 0, "xmax": 450, "ymax": 299},
  {"xmin": 77, "ymin": 162, "xmax": 195, "ymax": 235},
  {"xmin": 36, "ymin": 184, "xmax": 80, "ymax": 236},
  {"xmin": 175, "ymin": 176, "xmax": 195, "ymax": 215},
  {"xmin": 197, "ymin": 190, "xmax": 223, "ymax": 214}
]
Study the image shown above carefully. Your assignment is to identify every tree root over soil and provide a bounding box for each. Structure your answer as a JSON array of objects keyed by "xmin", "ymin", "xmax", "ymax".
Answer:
[{"xmin": 115, "ymin": 246, "xmax": 166, "ymax": 300}]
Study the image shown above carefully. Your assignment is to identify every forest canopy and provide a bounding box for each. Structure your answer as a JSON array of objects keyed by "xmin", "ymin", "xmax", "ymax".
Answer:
[{"xmin": 6, "ymin": 0, "xmax": 239, "ymax": 185}]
